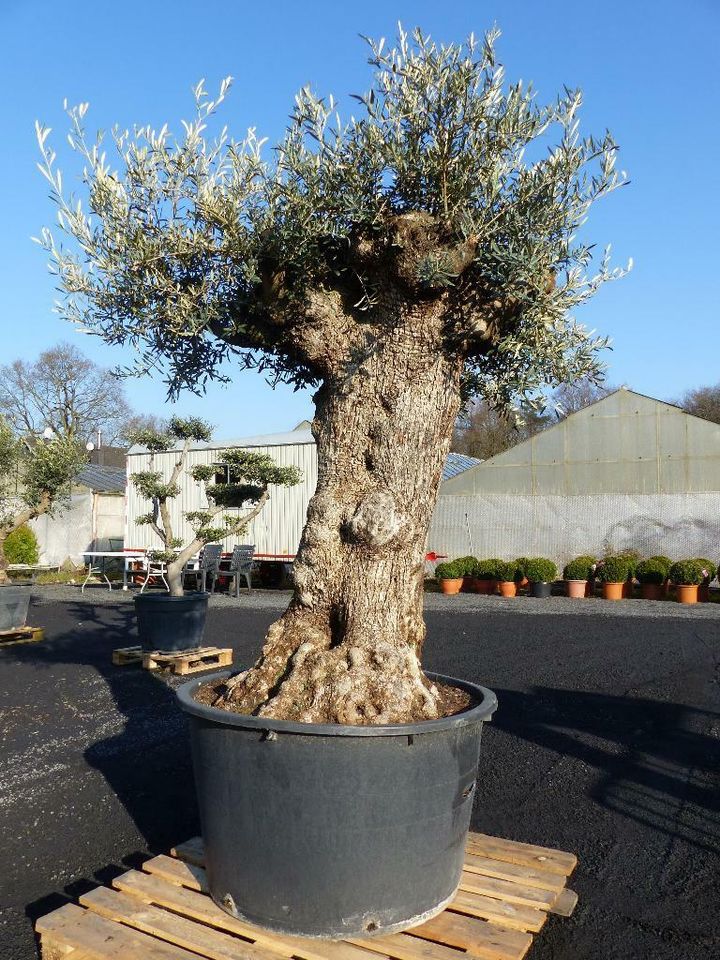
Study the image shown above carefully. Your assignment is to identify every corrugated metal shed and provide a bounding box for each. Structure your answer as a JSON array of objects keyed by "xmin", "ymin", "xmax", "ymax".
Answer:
[{"xmin": 442, "ymin": 452, "xmax": 481, "ymax": 481}]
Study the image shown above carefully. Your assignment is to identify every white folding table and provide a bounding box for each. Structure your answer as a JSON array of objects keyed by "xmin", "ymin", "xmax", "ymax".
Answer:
[{"xmin": 81, "ymin": 551, "xmax": 146, "ymax": 591}]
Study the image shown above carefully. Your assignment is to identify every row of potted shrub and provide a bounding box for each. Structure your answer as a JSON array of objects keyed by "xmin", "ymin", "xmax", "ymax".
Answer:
[{"xmin": 435, "ymin": 554, "xmax": 717, "ymax": 604}]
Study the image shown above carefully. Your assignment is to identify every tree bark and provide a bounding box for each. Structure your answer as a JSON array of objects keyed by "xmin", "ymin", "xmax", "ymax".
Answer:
[{"xmin": 217, "ymin": 301, "xmax": 464, "ymax": 724}]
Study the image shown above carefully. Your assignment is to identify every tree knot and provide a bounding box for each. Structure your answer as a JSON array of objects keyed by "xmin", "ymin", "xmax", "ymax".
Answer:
[{"xmin": 346, "ymin": 490, "xmax": 403, "ymax": 548}]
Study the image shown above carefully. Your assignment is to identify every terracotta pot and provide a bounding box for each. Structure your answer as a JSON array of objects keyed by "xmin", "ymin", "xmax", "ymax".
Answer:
[
  {"xmin": 676, "ymin": 584, "xmax": 698, "ymax": 605},
  {"xmin": 473, "ymin": 578, "xmax": 494, "ymax": 595},
  {"xmin": 601, "ymin": 581, "xmax": 624, "ymax": 601},
  {"xmin": 640, "ymin": 583, "xmax": 663, "ymax": 601},
  {"xmin": 698, "ymin": 584, "xmax": 710, "ymax": 603},
  {"xmin": 565, "ymin": 580, "xmax": 587, "ymax": 599},
  {"xmin": 498, "ymin": 581, "xmax": 517, "ymax": 598},
  {"xmin": 439, "ymin": 578, "xmax": 463, "ymax": 595}
]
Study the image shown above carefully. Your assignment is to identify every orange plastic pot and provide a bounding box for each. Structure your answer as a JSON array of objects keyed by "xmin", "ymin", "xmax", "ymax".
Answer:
[
  {"xmin": 676, "ymin": 584, "xmax": 698, "ymax": 604},
  {"xmin": 565, "ymin": 580, "xmax": 587, "ymax": 599},
  {"xmin": 439, "ymin": 578, "xmax": 463, "ymax": 595},
  {"xmin": 498, "ymin": 581, "xmax": 517, "ymax": 598},
  {"xmin": 601, "ymin": 581, "xmax": 624, "ymax": 601},
  {"xmin": 640, "ymin": 583, "xmax": 663, "ymax": 601}
]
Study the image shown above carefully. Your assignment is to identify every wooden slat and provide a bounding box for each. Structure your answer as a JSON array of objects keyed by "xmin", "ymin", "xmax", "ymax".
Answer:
[
  {"xmin": 447, "ymin": 891, "xmax": 546, "ymax": 933},
  {"xmin": 171, "ymin": 836, "xmax": 204, "ymax": 866},
  {"xmin": 80, "ymin": 886, "xmax": 280, "ymax": 960},
  {"xmin": 409, "ymin": 910, "xmax": 532, "ymax": 959},
  {"xmin": 352, "ymin": 923, "xmax": 530, "ymax": 960},
  {"xmin": 548, "ymin": 887, "xmax": 578, "ymax": 917},
  {"xmin": 466, "ymin": 834, "xmax": 576, "ymax": 877},
  {"xmin": 35, "ymin": 902, "xmax": 200, "ymax": 960},
  {"xmin": 463, "ymin": 853, "xmax": 566, "ymax": 892},
  {"xmin": 459, "ymin": 871, "xmax": 557, "ymax": 910},
  {"xmin": 144, "ymin": 853, "xmax": 206, "ymax": 891},
  {"xmin": 113, "ymin": 869, "xmax": 387, "ymax": 960}
]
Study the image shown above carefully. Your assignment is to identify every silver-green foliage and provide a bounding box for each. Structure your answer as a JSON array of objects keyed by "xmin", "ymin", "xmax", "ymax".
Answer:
[{"xmin": 36, "ymin": 26, "xmax": 629, "ymax": 410}]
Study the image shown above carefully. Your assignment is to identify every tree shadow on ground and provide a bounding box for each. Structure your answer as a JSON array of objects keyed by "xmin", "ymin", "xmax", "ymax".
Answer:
[
  {"xmin": 490, "ymin": 685, "xmax": 720, "ymax": 854},
  {"xmin": 4, "ymin": 594, "xmax": 200, "ymax": 851}
]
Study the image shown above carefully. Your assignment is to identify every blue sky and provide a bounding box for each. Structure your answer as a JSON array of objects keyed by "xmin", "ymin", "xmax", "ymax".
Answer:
[{"xmin": 1, "ymin": 0, "xmax": 718, "ymax": 440}]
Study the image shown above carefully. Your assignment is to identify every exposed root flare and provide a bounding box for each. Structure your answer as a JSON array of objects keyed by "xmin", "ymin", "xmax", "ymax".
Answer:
[{"xmin": 214, "ymin": 630, "xmax": 441, "ymax": 725}]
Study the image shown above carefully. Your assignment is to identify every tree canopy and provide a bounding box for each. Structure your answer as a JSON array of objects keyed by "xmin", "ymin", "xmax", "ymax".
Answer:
[{"xmin": 37, "ymin": 25, "xmax": 628, "ymax": 411}]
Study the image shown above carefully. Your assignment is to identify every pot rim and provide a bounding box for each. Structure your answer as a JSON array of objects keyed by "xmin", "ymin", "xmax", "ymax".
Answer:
[
  {"xmin": 177, "ymin": 670, "xmax": 497, "ymax": 737},
  {"xmin": 134, "ymin": 591, "xmax": 209, "ymax": 604}
]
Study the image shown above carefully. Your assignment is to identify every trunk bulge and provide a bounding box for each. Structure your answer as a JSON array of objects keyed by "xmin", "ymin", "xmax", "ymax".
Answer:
[{"xmin": 217, "ymin": 303, "xmax": 464, "ymax": 724}]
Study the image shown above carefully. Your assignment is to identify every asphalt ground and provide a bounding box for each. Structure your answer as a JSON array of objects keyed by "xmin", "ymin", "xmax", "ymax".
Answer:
[{"xmin": 1, "ymin": 588, "xmax": 718, "ymax": 959}]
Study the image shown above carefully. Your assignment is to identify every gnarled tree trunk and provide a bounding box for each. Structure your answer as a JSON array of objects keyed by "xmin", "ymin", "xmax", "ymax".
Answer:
[{"xmin": 218, "ymin": 301, "xmax": 464, "ymax": 724}]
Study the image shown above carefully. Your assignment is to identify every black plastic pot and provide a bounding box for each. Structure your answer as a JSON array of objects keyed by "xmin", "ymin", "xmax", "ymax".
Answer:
[
  {"xmin": 530, "ymin": 581, "xmax": 552, "ymax": 598},
  {"xmin": 134, "ymin": 592, "xmax": 209, "ymax": 652},
  {"xmin": 177, "ymin": 670, "xmax": 497, "ymax": 939},
  {"xmin": 0, "ymin": 586, "xmax": 32, "ymax": 631}
]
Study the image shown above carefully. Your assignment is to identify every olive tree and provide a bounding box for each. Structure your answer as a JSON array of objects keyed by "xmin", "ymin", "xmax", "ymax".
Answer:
[
  {"xmin": 129, "ymin": 416, "xmax": 300, "ymax": 596},
  {"xmin": 37, "ymin": 27, "xmax": 627, "ymax": 723},
  {"xmin": 0, "ymin": 418, "xmax": 86, "ymax": 581}
]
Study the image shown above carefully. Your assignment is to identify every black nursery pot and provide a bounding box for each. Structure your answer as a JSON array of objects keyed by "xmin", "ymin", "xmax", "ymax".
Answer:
[
  {"xmin": 177, "ymin": 671, "xmax": 497, "ymax": 939},
  {"xmin": 530, "ymin": 581, "xmax": 553, "ymax": 598},
  {"xmin": 134, "ymin": 592, "xmax": 209, "ymax": 652}
]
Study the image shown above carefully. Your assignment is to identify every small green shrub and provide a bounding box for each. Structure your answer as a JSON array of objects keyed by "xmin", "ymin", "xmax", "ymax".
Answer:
[
  {"xmin": 563, "ymin": 555, "xmax": 596, "ymax": 581},
  {"xmin": 4, "ymin": 525, "xmax": 40, "ymax": 565},
  {"xmin": 475, "ymin": 558, "xmax": 502, "ymax": 579},
  {"xmin": 595, "ymin": 554, "xmax": 633, "ymax": 583},
  {"xmin": 669, "ymin": 559, "xmax": 706, "ymax": 586},
  {"xmin": 692, "ymin": 558, "xmax": 714, "ymax": 584},
  {"xmin": 612, "ymin": 548, "xmax": 641, "ymax": 578},
  {"xmin": 435, "ymin": 560, "xmax": 463, "ymax": 580},
  {"xmin": 514, "ymin": 557, "xmax": 530, "ymax": 578},
  {"xmin": 34, "ymin": 569, "xmax": 80, "ymax": 585},
  {"xmin": 645, "ymin": 555, "xmax": 672, "ymax": 579},
  {"xmin": 524, "ymin": 557, "xmax": 557, "ymax": 583},
  {"xmin": 496, "ymin": 560, "xmax": 521, "ymax": 583},
  {"xmin": 453, "ymin": 555, "xmax": 479, "ymax": 577},
  {"xmin": 636, "ymin": 558, "xmax": 669, "ymax": 585}
]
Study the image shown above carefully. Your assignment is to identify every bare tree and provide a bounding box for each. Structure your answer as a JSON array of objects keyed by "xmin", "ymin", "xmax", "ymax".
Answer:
[
  {"xmin": 38, "ymin": 27, "xmax": 627, "ymax": 724},
  {"xmin": 676, "ymin": 383, "xmax": 720, "ymax": 425},
  {"xmin": 0, "ymin": 343, "xmax": 133, "ymax": 446},
  {"xmin": 119, "ymin": 413, "xmax": 170, "ymax": 447},
  {"xmin": 453, "ymin": 401, "xmax": 550, "ymax": 460},
  {"xmin": 551, "ymin": 377, "xmax": 616, "ymax": 419}
]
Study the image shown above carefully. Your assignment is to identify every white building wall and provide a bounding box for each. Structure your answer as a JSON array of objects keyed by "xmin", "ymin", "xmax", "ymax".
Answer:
[{"xmin": 30, "ymin": 493, "xmax": 94, "ymax": 565}]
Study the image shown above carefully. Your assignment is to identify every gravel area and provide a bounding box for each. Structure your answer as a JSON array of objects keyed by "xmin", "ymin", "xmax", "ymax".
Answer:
[{"xmin": 1, "ymin": 592, "xmax": 718, "ymax": 959}]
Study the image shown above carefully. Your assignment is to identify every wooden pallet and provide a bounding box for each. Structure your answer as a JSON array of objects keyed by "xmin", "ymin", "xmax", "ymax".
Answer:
[
  {"xmin": 36, "ymin": 832, "xmax": 578, "ymax": 960},
  {"xmin": 112, "ymin": 645, "xmax": 233, "ymax": 674},
  {"xmin": 0, "ymin": 625, "xmax": 43, "ymax": 646}
]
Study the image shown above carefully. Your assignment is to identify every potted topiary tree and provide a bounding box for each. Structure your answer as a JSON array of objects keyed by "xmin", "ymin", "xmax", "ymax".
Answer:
[
  {"xmin": 0, "ymin": 417, "xmax": 85, "ymax": 629},
  {"xmin": 669, "ymin": 559, "xmax": 706, "ymax": 605},
  {"xmin": 524, "ymin": 557, "xmax": 558, "ymax": 598},
  {"xmin": 38, "ymin": 26, "xmax": 626, "ymax": 938},
  {"xmin": 452, "ymin": 554, "xmax": 479, "ymax": 592},
  {"xmin": 434, "ymin": 560, "xmax": 464, "ymax": 594},
  {"xmin": 496, "ymin": 560, "xmax": 521, "ymax": 597},
  {"xmin": 595, "ymin": 554, "xmax": 633, "ymax": 600},
  {"xmin": 473, "ymin": 557, "xmax": 502, "ymax": 594},
  {"xmin": 636, "ymin": 557, "xmax": 669, "ymax": 601},
  {"xmin": 562, "ymin": 555, "xmax": 596, "ymax": 598},
  {"xmin": 129, "ymin": 417, "xmax": 300, "ymax": 651}
]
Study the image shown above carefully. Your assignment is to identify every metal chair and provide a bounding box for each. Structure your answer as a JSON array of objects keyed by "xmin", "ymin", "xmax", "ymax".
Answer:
[
  {"xmin": 215, "ymin": 544, "xmax": 255, "ymax": 597},
  {"xmin": 196, "ymin": 544, "xmax": 222, "ymax": 593},
  {"xmin": 140, "ymin": 557, "xmax": 169, "ymax": 593}
]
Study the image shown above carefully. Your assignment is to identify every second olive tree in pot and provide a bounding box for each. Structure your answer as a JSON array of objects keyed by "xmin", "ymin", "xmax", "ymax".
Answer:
[
  {"xmin": 40, "ymin": 25, "xmax": 626, "ymax": 939},
  {"xmin": 129, "ymin": 418, "xmax": 300, "ymax": 652}
]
